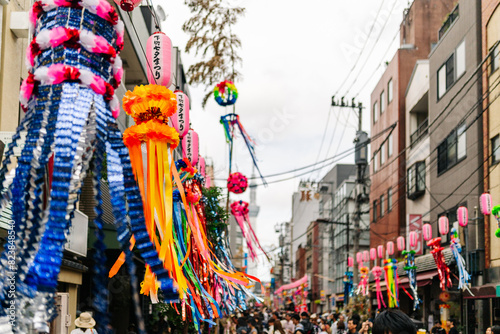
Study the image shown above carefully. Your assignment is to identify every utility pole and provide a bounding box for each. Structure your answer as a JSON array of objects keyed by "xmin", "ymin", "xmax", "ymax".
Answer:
[{"xmin": 332, "ymin": 96, "xmax": 368, "ymax": 284}]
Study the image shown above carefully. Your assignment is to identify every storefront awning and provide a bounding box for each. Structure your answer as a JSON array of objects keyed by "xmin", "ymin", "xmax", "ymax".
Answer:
[
  {"xmin": 375, "ymin": 270, "xmax": 436, "ymax": 291},
  {"xmin": 463, "ymin": 283, "xmax": 498, "ymax": 299}
]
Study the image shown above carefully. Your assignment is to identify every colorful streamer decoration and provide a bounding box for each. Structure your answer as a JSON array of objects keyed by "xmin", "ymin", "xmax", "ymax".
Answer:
[
  {"xmin": 383, "ymin": 259, "xmax": 399, "ymax": 308},
  {"xmin": 402, "ymin": 250, "xmax": 420, "ymax": 310},
  {"xmin": 230, "ymin": 200, "xmax": 269, "ymax": 261},
  {"xmin": 371, "ymin": 266, "xmax": 386, "ymax": 309},
  {"xmin": 357, "ymin": 266, "xmax": 369, "ymax": 296},
  {"xmin": 493, "ymin": 205, "xmax": 500, "ymax": 238},
  {"xmin": 450, "ymin": 227, "xmax": 472, "ymax": 292},
  {"xmin": 343, "ymin": 271, "xmax": 353, "ymax": 305},
  {"xmin": 427, "ymin": 237, "xmax": 452, "ymax": 291},
  {"xmin": 0, "ymin": 1, "xmax": 176, "ymax": 333},
  {"xmin": 227, "ymin": 172, "xmax": 248, "ymax": 194},
  {"xmin": 214, "ymin": 80, "xmax": 238, "ymax": 106},
  {"xmin": 220, "ymin": 113, "xmax": 266, "ymax": 185}
]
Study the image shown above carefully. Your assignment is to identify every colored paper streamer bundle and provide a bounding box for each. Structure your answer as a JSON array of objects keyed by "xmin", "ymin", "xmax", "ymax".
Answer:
[
  {"xmin": 383, "ymin": 259, "xmax": 399, "ymax": 308},
  {"xmin": 450, "ymin": 228, "xmax": 472, "ymax": 293},
  {"xmin": 357, "ymin": 266, "xmax": 370, "ymax": 296},
  {"xmin": 402, "ymin": 250, "xmax": 421, "ymax": 310},
  {"xmin": 427, "ymin": 237, "xmax": 452, "ymax": 291},
  {"xmin": 343, "ymin": 271, "xmax": 353, "ymax": 305},
  {"xmin": 371, "ymin": 266, "xmax": 386, "ymax": 309}
]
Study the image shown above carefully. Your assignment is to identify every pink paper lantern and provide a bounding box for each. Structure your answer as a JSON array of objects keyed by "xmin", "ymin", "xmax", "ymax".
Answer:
[
  {"xmin": 386, "ymin": 241, "xmax": 394, "ymax": 256},
  {"xmin": 347, "ymin": 257, "xmax": 354, "ymax": 268},
  {"xmin": 423, "ymin": 223, "xmax": 432, "ymax": 241},
  {"xmin": 363, "ymin": 250, "xmax": 369, "ymax": 262},
  {"xmin": 370, "ymin": 248, "xmax": 377, "ymax": 260},
  {"xmin": 397, "ymin": 236, "xmax": 405, "ymax": 251},
  {"xmin": 409, "ymin": 231, "xmax": 418, "ymax": 248},
  {"xmin": 146, "ymin": 32, "xmax": 172, "ymax": 87},
  {"xmin": 197, "ymin": 156, "xmax": 206, "ymax": 178},
  {"xmin": 182, "ymin": 129, "xmax": 199, "ymax": 165},
  {"xmin": 377, "ymin": 245, "xmax": 384, "ymax": 259},
  {"xmin": 356, "ymin": 252, "xmax": 363, "ymax": 264},
  {"xmin": 172, "ymin": 90, "xmax": 190, "ymax": 138},
  {"xmin": 480, "ymin": 193, "xmax": 493, "ymax": 215},
  {"xmin": 438, "ymin": 216, "xmax": 449, "ymax": 235},
  {"xmin": 114, "ymin": 0, "xmax": 141, "ymax": 11},
  {"xmin": 457, "ymin": 206, "xmax": 468, "ymax": 227}
]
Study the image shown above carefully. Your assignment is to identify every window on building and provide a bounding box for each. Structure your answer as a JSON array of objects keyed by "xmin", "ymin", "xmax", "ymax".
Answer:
[
  {"xmin": 388, "ymin": 188, "xmax": 393, "ymax": 211},
  {"xmin": 373, "ymin": 152, "xmax": 378, "ymax": 173},
  {"xmin": 307, "ymin": 256, "xmax": 312, "ymax": 270},
  {"xmin": 492, "ymin": 135, "xmax": 500, "ymax": 164},
  {"xmin": 407, "ymin": 161, "xmax": 426, "ymax": 200},
  {"xmin": 388, "ymin": 133, "xmax": 393, "ymax": 157},
  {"xmin": 380, "ymin": 144, "xmax": 386, "ymax": 165},
  {"xmin": 437, "ymin": 40, "xmax": 466, "ymax": 99},
  {"xmin": 388, "ymin": 79, "xmax": 393, "ymax": 103},
  {"xmin": 373, "ymin": 101, "xmax": 378, "ymax": 123},
  {"xmin": 380, "ymin": 91, "xmax": 385, "ymax": 113},
  {"xmin": 373, "ymin": 200, "xmax": 378, "ymax": 222},
  {"xmin": 491, "ymin": 44, "xmax": 499, "ymax": 73},
  {"xmin": 437, "ymin": 124, "xmax": 467, "ymax": 175},
  {"xmin": 380, "ymin": 194, "xmax": 385, "ymax": 217}
]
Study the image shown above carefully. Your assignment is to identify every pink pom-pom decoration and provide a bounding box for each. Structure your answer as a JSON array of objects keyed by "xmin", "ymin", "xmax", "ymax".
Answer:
[
  {"xmin": 182, "ymin": 129, "xmax": 199, "ymax": 165},
  {"xmin": 363, "ymin": 250, "xmax": 369, "ymax": 262},
  {"xmin": 377, "ymin": 245, "xmax": 384, "ymax": 259},
  {"xmin": 481, "ymin": 193, "xmax": 493, "ymax": 215},
  {"xmin": 397, "ymin": 236, "xmax": 405, "ymax": 251},
  {"xmin": 438, "ymin": 216, "xmax": 449, "ymax": 235},
  {"xmin": 356, "ymin": 252, "xmax": 362, "ymax": 264},
  {"xmin": 172, "ymin": 90, "xmax": 190, "ymax": 138},
  {"xmin": 457, "ymin": 206, "xmax": 468, "ymax": 227},
  {"xmin": 370, "ymin": 248, "xmax": 377, "ymax": 260},
  {"xmin": 113, "ymin": 0, "xmax": 141, "ymax": 11},
  {"xmin": 348, "ymin": 257, "xmax": 354, "ymax": 268},
  {"xmin": 386, "ymin": 241, "xmax": 394, "ymax": 256},
  {"xmin": 227, "ymin": 172, "xmax": 248, "ymax": 194},
  {"xmin": 423, "ymin": 223, "xmax": 432, "ymax": 241},
  {"xmin": 146, "ymin": 32, "xmax": 172, "ymax": 87},
  {"xmin": 409, "ymin": 231, "xmax": 418, "ymax": 248}
]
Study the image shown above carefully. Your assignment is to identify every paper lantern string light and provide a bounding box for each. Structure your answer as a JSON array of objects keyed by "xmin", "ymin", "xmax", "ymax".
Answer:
[
  {"xmin": 0, "ymin": 0, "xmax": 180, "ymax": 332},
  {"xmin": 227, "ymin": 172, "xmax": 248, "ymax": 194},
  {"xmin": 427, "ymin": 237, "xmax": 452, "ymax": 291},
  {"xmin": 220, "ymin": 113, "xmax": 267, "ymax": 185},
  {"xmin": 371, "ymin": 266, "xmax": 386, "ymax": 309},
  {"xmin": 450, "ymin": 227, "xmax": 472, "ymax": 293},
  {"xmin": 214, "ymin": 80, "xmax": 238, "ymax": 106},
  {"xmin": 402, "ymin": 250, "xmax": 420, "ymax": 310}
]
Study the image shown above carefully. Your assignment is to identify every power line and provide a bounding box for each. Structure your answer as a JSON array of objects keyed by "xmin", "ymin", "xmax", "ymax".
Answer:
[{"xmin": 309, "ymin": 107, "xmax": 333, "ymax": 180}]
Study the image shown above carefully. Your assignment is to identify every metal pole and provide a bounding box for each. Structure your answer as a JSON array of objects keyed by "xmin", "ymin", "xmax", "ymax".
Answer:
[{"xmin": 352, "ymin": 103, "xmax": 363, "ymax": 284}]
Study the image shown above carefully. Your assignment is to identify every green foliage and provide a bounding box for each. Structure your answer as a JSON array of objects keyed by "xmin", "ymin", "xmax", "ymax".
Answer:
[
  {"xmin": 203, "ymin": 186, "xmax": 228, "ymax": 243},
  {"xmin": 154, "ymin": 303, "xmax": 197, "ymax": 334}
]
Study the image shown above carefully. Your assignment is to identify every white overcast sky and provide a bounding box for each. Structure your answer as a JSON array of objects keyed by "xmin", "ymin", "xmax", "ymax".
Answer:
[{"xmin": 158, "ymin": 0, "xmax": 411, "ymax": 279}]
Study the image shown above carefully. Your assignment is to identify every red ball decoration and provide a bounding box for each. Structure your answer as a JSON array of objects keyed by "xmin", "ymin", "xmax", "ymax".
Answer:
[{"xmin": 227, "ymin": 172, "xmax": 248, "ymax": 194}]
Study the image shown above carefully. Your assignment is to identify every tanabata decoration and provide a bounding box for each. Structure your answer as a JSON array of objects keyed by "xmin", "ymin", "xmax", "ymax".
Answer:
[
  {"xmin": 371, "ymin": 266, "xmax": 386, "ymax": 309},
  {"xmin": 227, "ymin": 172, "xmax": 248, "ymax": 194},
  {"xmin": 492, "ymin": 205, "xmax": 500, "ymax": 238},
  {"xmin": 0, "ymin": 0, "xmax": 176, "ymax": 332},
  {"xmin": 357, "ymin": 266, "xmax": 369, "ymax": 296},
  {"xmin": 480, "ymin": 193, "xmax": 493, "ymax": 215},
  {"xmin": 377, "ymin": 245, "xmax": 384, "ymax": 259},
  {"xmin": 214, "ymin": 80, "xmax": 238, "ymax": 106},
  {"xmin": 343, "ymin": 271, "xmax": 353, "ymax": 305},
  {"xmin": 427, "ymin": 237, "xmax": 452, "ymax": 290},
  {"xmin": 402, "ymin": 249, "xmax": 420, "ymax": 310},
  {"xmin": 114, "ymin": 0, "xmax": 141, "ymax": 11},
  {"xmin": 230, "ymin": 200, "xmax": 269, "ymax": 261},
  {"xmin": 370, "ymin": 248, "xmax": 377, "ymax": 261},
  {"xmin": 439, "ymin": 216, "xmax": 449, "ymax": 234},
  {"xmin": 450, "ymin": 227, "xmax": 472, "ymax": 292},
  {"xmin": 146, "ymin": 32, "xmax": 172, "ymax": 87},
  {"xmin": 182, "ymin": 129, "xmax": 199, "ymax": 165},
  {"xmin": 457, "ymin": 206, "xmax": 468, "ymax": 227},
  {"xmin": 220, "ymin": 113, "xmax": 266, "ymax": 184},
  {"xmin": 383, "ymin": 258, "xmax": 399, "ymax": 308},
  {"xmin": 172, "ymin": 90, "xmax": 190, "ymax": 138}
]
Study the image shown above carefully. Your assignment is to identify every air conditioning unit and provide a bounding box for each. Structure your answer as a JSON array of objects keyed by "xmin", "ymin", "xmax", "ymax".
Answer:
[{"xmin": 10, "ymin": 12, "xmax": 29, "ymax": 38}]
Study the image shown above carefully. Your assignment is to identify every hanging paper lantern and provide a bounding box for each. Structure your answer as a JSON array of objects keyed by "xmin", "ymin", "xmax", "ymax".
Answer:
[
  {"xmin": 146, "ymin": 32, "xmax": 172, "ymax": 87},
  {"xmin": 409, "ymin": 231, "xmax": 418, "ymax": 248},
  {"xmin": 397, "ymin": 236, "xmax": 405, "ymax": 251},
  {"xmin": 386, "ymin": 241, "xmax": 394, "ymax": 256},
  {"xmin": 377, "ymin": 245, "xmax": 384, "ymax": 259},
  {"xmin": 356, "ymin": 252, "xmax": 363, "ymax": 264},
  {"xmin": 172, "ymin": 90, "xmax": 190, "ymax": 138},
  {"xmin": 423, "ymin": 223, "xmax": 432, "ymax": 241},
  {"xmin": 227, "ymin": 172, "xmax": 248, "ymax": 194},
  {"xmin": 363, "ymin": 250, "xmax": 369, "ymax": 262},
  {"xmin": 197, "ymin": 156, "xmax": 206, "ymax": 178},
  {"xmin": 480, "ymin": 193, "xmax": 493, "ymax": 215},
  {"xmin": 182, "ymin": 129, "xmax": 199, "ymax": 165},
  {"xmin": 114, "ymin": 0, "xmax": 141, "ymax": 11},
  {"xmin": 347, "ymin": 257, "xmax": 354, "ymax": 267},
  {"xmin": 214, "ymin": 80, "xmax": 238, "ymax": 106},
  {"xmin": 370, "ymin": 248, "xmax": 377, "ymax": 261},
  {"xmin": 457, "ymin": 206, "xmax": 468, "ymax": 227},
  {"xmin": 438, "ymin": 216, "xmax": 449, "ymax": 235}
]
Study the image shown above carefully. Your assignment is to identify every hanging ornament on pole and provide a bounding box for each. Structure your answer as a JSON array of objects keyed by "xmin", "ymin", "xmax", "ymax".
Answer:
[
  {"xmin": 172, "ymin": 90, "xmax": 190, "ymax": 138},
  {"xmin": 427, "ymin": 236, "xmax": 452, "ymax": 291},
  {"xmin": 371, "ymin": 266, "xmax": 386, "ymax": 309},
  {"xmin": 449, "ymin": 227, "xmax": 472, "ymax": 293},
  {"xmin": 403, "ymin": 233, "xmax": 420, "ymax": 310},
  {"xmin": 182, "ymin": 129, "xmax": 199, "ymax": 165},
  {"xmin": 114, "ymin": 0, "xmax": 142, "ymax": 11},
  {"xmin": 214, "ymin": 80, "xmax": 238, "ymax": 106},
  {"xmin": 146, "ymin": 32, "xmax": 173, "ymax": 87},
  {"xmin": 227, "ymin": 172, "xmax": 248, "ymax": 194}
]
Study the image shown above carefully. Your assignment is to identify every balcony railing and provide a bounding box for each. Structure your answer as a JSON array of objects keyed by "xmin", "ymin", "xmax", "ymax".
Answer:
[
  {"xmin": 438, "ymin": 5, "xmax": 459, "ymax": 40},
  {"xmin": 410, "ymin": 118, "xmax": 428, "ymax": 147}
]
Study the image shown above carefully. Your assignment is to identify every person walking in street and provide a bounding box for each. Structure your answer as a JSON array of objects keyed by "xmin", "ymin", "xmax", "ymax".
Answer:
[
  {"xmin": 283, "ymin": 313, "xmax": 295, "ymax": 334},
  {"xmin": 292, "ymin": 314, "xmax": 305, "ymax": 334},
  {"xmin": 71, "ymin": 312, "xmax": 98, "ymax": 334},
  {"xmin": 249, "ymin": 319, "xmax": 259, "ymax": 334},
  {"xmin": 491, "ymin": 326, "xmax": 500, "ymax": 334},
  {"xmin": 372, "ymin": 309, "xmax": 416, "ymax": 334},
  {"xmin": 347, "ymin": 319, "xmax": 359, "ymax": 334},
  {"xmin": 447, "ymin": 319, "xmax": 458, "ymax": 334}
]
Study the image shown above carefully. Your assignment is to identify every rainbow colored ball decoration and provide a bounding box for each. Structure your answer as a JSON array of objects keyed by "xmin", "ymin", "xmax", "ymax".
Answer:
[
  {"xmin": 227, "ymin": 172, "xmax": 248, "ymax": 194},
  {"xmin": 214, "ymin": 80, "xmax": 238, "ymax": 106}
]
